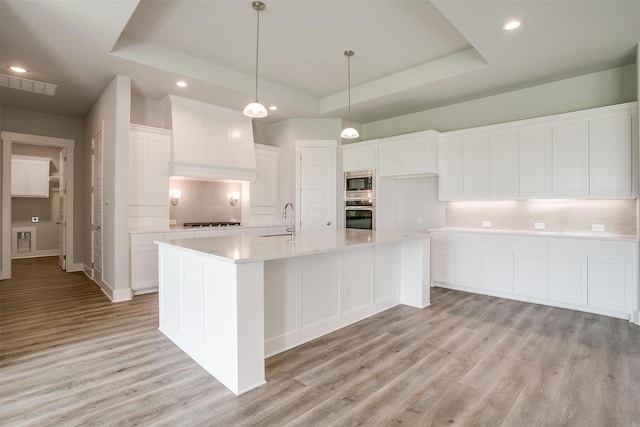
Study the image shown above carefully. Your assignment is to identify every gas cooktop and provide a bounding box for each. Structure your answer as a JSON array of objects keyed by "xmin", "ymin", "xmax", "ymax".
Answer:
[{"xmin": 183, "ymin": 221, "xmax": 241, "ymax": 228}]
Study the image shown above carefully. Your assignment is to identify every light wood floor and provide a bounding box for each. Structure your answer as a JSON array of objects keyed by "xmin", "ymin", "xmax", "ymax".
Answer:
[{"xmin": 1, "ymin": 257, "xmax": 639, "ymax": 426}]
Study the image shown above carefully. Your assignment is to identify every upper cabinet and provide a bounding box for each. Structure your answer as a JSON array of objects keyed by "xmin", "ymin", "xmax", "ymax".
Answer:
[
  {"xmin": 250, "ymin": 144, "xmax": 280, "ymax": 221},
  {"xmin": 589, "ymin": 110, "xmax": 633, "ymax": 197},
  {"xmin": 438, "ymin": 102, "xmax": 637, "ymax": 201},
  {"xmin": 11, "ymin": 155, "xmax": 51, "ymax": 198},
  {"xmin": 378, "ymin": 130, "xmax": 439, "ymax": 178},
  {"xmin": 341, "ymin": 140, "xmax": 378, "ymax": 172},
  {"xmin": 129, "ymin": 124, "xmax": 171, "ymax": 230},
  {"xmin": 164, "ymin": 95, "xmax": 257, "ymax": 181}
]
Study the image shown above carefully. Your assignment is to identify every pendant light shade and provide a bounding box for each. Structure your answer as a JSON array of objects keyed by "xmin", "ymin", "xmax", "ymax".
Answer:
[
  {"xmin": 341, "ymin": 50, "xmax": 359, "ymax": 139},
  {"xmin": 244, "ymin": 1, "xmax": 268, "ymax": 118}
]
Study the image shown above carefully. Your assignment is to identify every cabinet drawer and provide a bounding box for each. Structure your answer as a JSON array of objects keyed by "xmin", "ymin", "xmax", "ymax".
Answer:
[
  {"xmin": 482, "ymin": 235, "xmax": 549, "ymax": 252},
  {"xmin": 549, "ymin": 239, "xmax": 634, "ymax": 258},
  {"xmin": 131, "ymin": 232, "xmax": 165, "ymax": 246}
]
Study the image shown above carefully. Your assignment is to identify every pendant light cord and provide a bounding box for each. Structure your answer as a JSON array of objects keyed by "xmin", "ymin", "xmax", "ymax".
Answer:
[
  {"xmin": 347, "ymin": 53, "xmax": 351, "ymax": 120},
  {"xmin": 254, "ymin": 6, "xmax": 261, "ymax": 101}
]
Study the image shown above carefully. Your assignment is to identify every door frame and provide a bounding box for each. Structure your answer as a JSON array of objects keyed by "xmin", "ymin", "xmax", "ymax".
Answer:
[
  {"xmin": 295, "ymin": 139, "xmax": 338, "ymax": 232},
  {"xmin": 1, "ymin": 132, "xmax": 76, "ymax": 279}
]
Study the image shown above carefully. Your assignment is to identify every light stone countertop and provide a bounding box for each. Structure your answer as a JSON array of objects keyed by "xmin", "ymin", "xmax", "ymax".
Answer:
[
  {"xmin": 156, "ymin": 228, "xmax": 429, "ymax": 264},
  {"xmin": 429, "ymin": 227, "xmax": 639, "ymax": 242},
  {"xmin": 130, "ymin": 224, "xmax": 288, "ymax": 234}
]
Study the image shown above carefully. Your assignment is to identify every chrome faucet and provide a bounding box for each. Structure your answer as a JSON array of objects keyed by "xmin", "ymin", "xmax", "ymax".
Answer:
[{"xmin": 282, "ymin": 202, "xmax": 295, "ymax": 237}]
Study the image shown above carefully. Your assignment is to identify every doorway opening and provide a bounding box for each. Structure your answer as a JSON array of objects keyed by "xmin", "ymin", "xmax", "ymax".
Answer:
[{"xmin": 1, "ymin": 132, "xmax": 76, "ymax": 280}]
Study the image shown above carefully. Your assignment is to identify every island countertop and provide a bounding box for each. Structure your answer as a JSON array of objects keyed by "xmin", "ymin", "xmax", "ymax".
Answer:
[{"xmin": 156, "ymin": 228, "xmax": 428, "ymax": 264}]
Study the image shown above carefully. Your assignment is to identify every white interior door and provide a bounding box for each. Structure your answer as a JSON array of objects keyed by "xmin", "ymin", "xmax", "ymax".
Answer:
[
  {"xmin": 297, "ymin": 141, "xmax": 336, "ymax": 231},
  {"xmin": 91, "ymin": 129, "xmax": 103, "ymax": 282},
  {"xmin": 58, "ymin": 148, "xmax": 66, "ymax": 270}
]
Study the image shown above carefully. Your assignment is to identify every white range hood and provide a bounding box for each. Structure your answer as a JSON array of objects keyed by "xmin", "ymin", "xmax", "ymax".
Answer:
[{"xmin": 164, "ymin": 95, "xmax": 257, "ymax": 181}]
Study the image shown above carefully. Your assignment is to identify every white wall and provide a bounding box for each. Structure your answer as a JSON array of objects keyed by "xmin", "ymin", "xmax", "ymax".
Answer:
[
  {"xmin": 363, "ymin": 64, "xmax": 637, "ymax": 138},
  {"xmin": 0, "ymin": 106, "xmax": 86, "ymax": 265},
  {"xmin": 85, "ymin": 75, "xmax": 131, "ymax": 301},
  {"xmin": 258, "ymin": 118, "xmax": 342, "ymax": 223}
]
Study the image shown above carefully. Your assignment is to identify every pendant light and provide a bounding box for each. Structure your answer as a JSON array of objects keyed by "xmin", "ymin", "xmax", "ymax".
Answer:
[
  {"xmin": 340, "ymin": 50, "xmax": 359, "ymax": 139},
  {"xmin": 243, "ymin": 1, "xmax": 268, "ymax": 118}
]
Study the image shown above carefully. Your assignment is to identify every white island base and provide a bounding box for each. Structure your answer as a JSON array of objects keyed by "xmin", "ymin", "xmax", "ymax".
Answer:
[{"xmin": 157, "ymin": 229, "xmax": 429, "ymax": 395}]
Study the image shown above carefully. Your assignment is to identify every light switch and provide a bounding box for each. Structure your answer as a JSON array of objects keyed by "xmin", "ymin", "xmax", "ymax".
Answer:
[
  {"xmin": 534, "ymin": 222, "xmax": 545, "ymax": 230},
  {"xmin": 32, "ymin": 217, "xmax": 39, "ymax": 223},
  {"xmin": 592, "ymin": 224, "xmax": 605, "ymax": 232},
  {"xmin": 482, "ymin": 221, "xmax": 492, "ymax": 228}
]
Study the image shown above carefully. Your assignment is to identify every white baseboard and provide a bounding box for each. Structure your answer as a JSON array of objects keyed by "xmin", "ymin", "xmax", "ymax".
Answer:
[
  {"xmin": 11, "ymin": 249, "xmax": 60, "ymax": 259},
  {"xmin": 83, "ymin": 266, "xmax": 132, "ymax": 303},
  {"xmin": 66, "ymin": 262, "xmax": 85, "ymax": 273}
]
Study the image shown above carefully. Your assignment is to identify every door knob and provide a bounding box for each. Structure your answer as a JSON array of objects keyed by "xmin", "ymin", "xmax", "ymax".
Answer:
[
  {"xmin": 326, "ymin": 222, "xmax": 331, "ymax": 226},
  {"xmin": 94, "ymin": 225, "xmax": 101, "ymax": 231}
]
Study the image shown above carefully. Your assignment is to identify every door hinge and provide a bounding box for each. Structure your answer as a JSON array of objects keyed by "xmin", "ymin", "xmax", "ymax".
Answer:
[
  {"xmin": 64, "ymin": 156, "xmax": 67, "ymax": 161},
  {"xmin": 92, "ymin": 148, "xmax": 95, "ymax": 155},
  {"xmin": 63, "ymin": 255, "xmax": 67, "ymax": 260},
  {"xmin": 91, "ymin": 262, "xmax": 95, "ymax": 269}
]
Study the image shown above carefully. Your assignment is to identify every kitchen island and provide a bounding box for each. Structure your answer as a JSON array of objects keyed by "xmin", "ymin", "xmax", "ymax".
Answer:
[{"xmin": 156, "ymin": 229, "xmax": 429, "ymax": 395}]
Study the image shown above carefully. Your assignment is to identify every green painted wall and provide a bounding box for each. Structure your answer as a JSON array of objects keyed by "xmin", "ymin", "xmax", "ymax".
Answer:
[{"xmin": 363, "ymin": 64, "xmax": 637, "ymax": 139}]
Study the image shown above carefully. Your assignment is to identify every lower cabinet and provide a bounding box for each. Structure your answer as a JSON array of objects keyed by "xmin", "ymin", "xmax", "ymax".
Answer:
[
  {"xmin": 431, "ymin": 230, "xmax": 638, "ymax": 320},
  {"xmin": 513, "ymin": 251, "xmax": 547, "ymax": 299},
  {"xmin": 548, "ymin": 253, "xmax": 588, "ymax": 306}
]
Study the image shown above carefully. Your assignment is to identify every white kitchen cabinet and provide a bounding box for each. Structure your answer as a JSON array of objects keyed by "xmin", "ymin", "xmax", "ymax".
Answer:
[
  {"xmin": 518, "ymin": 125, "xmax": 553, "ymax": 198},
  {"xmin": 587, "ymin": 256, "xmax": 632, "ymax": 313},
  {"xmin": 513, "ymin": 251, "xmax": 548, "ymax": 299},
  {"xmin": 250, "ymin": 144, "xmax": 280, "ymax": 219},
  {"xmin": 11, "ymin": 155, "xmax": 51, "ymax": 198},
  {"xmin": 548, "ymin": 253, "xmax": 588, "ymax": 306},
  {"xmin": 129, "ymin": 125, "xmax": 171, "ymax": 231},
  {"xmin": 589, "ymin": 111, "xmax": 633, "ymax": 197},
  {"xmin": 341, "ymin": 140, "xmax": 378, "ymax": 172},
  {"xmin": 431, "ymin": 245, "xmax": 456, "ymax": 284},
  {"xmin": 463, "ymin": 134, "xmax": 490, "ymax": 199},
  {"xmin": 430, "ymin": 229, "xmax": 637, "ymax": 320},
  {"xmin": 438, "ymin": 137, "xmax": 464, "ymax": 200},
  {"xmin": 379, "ymin": 131, "xmax": 438, "ymax": 178},
  {"xmin": 552, "ymin": 120, "xmax": 589, "ymax": 197},
  {"xmin": 489, "ymin": 130, "xmax": 519, "ymax": 198},
  {"xmin": 482, "ymin": 248, "xmax": 513, "ymax": 294},
  {"xmin": 455, "ymin": 246, "xmax": 482, "ymax": 289}
]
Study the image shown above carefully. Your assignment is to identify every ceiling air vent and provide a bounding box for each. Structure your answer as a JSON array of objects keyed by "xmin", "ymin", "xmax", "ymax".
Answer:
[{"xmin": 0, "ymin": 73, "xmax": 58, "ymax": 96}]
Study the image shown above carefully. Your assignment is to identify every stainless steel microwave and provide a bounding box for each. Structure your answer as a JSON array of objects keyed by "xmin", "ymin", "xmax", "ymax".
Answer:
[{"xmin": 344, "ymin": 169, "xmax": 375, "ymax": 199}]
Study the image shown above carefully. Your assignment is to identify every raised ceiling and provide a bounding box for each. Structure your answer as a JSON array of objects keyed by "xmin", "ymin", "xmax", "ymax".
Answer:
[{"xmin": 1, "ymin": 0, "xmax": 639, "ymax": 124}]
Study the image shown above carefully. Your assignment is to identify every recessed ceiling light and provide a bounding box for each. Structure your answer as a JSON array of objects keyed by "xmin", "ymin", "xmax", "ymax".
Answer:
[
  {"xmin": 269, "ymin": 105, "xmax": 278, "ymax": 111},
  {"xmin": 176, "ymin": 81, "xmax": 187, "ymax": 87},
  {"xmin": 503, "ymin": 19, "xmax": 523, "ymax": 31},
  {"xmin": 9, "ymin": 65, "xmax": 27, "ymax": 73}
]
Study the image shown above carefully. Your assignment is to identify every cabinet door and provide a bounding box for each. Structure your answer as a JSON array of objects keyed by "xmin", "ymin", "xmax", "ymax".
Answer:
[
  {"xmin": 129, "ymin": 133, "xmax": 146, "ymax": 205},
  {"xmin": 378, "ymin": 140, "xmax": 403, "ymax": 176},
  {"xmin": 482, "ymin": 248, "xmax": 514, "ymax": 294},
  {"xmin": 341, "ymin": 145, "xmax": 360, "ymax": 172},
  {"xmin": 431, "ymin": 245, "xmax": 455, "ymax": 284},
  {"xmin": 146, "ymin": 134, "xmax": 170, "ymax": 206},
  {"xmin": 359, "ymin": 144, "xmax": 378, "ymax": 171},
  {"xmin": 463, "ymin": 134, "xmax": 490, "ymax": 199},
  {"xmin": 10, "ymin": 159, "xmax": 27, "ymax": 195},
  {"xmin": 438, "ymin": 137, "xmax": 464, "ymax": 200},
  {"xmin": 489, "ymin": 130, "xmax": 518, "ymax": 198},
  {"xmin": 548, "ymin": 253, "xmax": 587, "ymax": 306},
  {"xmin": 402, "ymin": 135, "xmax": 432, "ymax": 175},
  {"xmin": 589, "ymin": 112, "xmax": 633, "ymax": 197},
  {"xmin": 251, "ymin": 148, "xmax": 279, "ymax": 211},
  {"xmin": 130, "ymin": 245, "xmax": 159, "ymax": 292},
  {"xmin": 587, "ymin": 256, "xmax": 632, "ymax": 313},
  {"xmin": 552, "ymin": 120, "xmax": 589, "ymax": 197},
  {"xmin": 519, "ymin": 126, "xmax": 552, "ymax": 198},
  {"xmin": 455, "ymin": 246, "xmax": 482, "ymax": 289},
  {"xmin": 514, "ymin": 251, "xmax": 548, "ymax": 299},
  {"xmin": 26, "ymin": 161, "xmax": 49, "ymax": 197}
]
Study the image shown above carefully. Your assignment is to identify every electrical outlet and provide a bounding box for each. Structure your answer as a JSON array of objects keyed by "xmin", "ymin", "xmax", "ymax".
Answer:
[
  {"xmin": 169, "ymin": 219, "xmax": 177, "ymax": 225},
  {"xmin": 31, "ymin": 217, "xmax": 39, "ymax": 223},
  {"xmin": 592, "ymin": 224, "xmax": 605, "ymax": 232},
  {"xmin": 417, "ymin": 217, "xmax": 423, "ymax": 225},
  {"xmin": 482, "ymin": 221, "xmax": 492, "ymax": 228},
  {"xmin": 534, "ymin": 222, "xmax": 545, "ymax": 230}
]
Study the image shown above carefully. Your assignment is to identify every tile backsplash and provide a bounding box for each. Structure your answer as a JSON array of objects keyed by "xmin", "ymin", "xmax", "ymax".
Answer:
[
  {"xmin": 169, "ymin": 179, "xmax": 242, "ymax": 226},
  {"xmin": 446, "ymin": 199, "xmax": 637, "ymax": 235}
]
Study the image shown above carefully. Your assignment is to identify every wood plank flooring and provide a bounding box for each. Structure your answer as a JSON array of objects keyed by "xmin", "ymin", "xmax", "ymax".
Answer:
[{"xmin": 1, "ymin": 256, "xmax": 639, "ymax": 426}]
